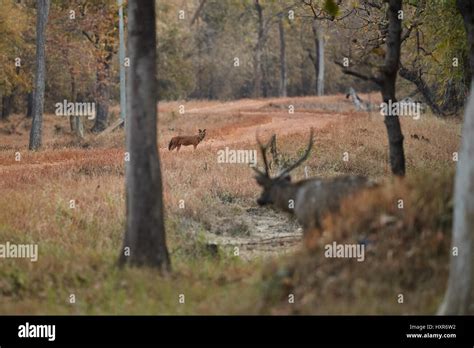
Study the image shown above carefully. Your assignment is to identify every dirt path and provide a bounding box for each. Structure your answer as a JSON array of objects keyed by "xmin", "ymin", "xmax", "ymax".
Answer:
[{"xmin": 202, "ymin": 204, "xmax": 303, "ymax": 260}]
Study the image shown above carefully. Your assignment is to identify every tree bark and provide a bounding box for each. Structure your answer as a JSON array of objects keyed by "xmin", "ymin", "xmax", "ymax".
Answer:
[
  {"xmin": 119, "ymin": 0, "xmax": 171, "ymax": 270},
  {"xmin": 438, "ymin": 82, "xmax": 474, "ymax": 315},
  {"xmin": 311, "ymin": 19, "xmax": 325, "ymax": 96},
  {"xmin": 317, "ymin": 25, "xmax": 324, "ymax": 96},
  {"xmin": 91, "ymin": 59, "xmax": 110, "ymax": 133},
  {"xmin": 253, "ymin": 0, "xmax": 264, "ymax": 98},
  {"xmin": 457, "ymin": 0, "xmax": 474, "ymax": 77},
  {"xmin": 29, "ymin": 0, "xmax": 50, "ymax": 150},
  {"xmin": 381, "ymin": 0, "xmax": 405, "ymax": 176},
  {"xmin": 26, "ymin": 92, "xmax": 33, "ymax": 118},
  {"xmin": 278, "ymin": 15, "xmax": 287, "ymax": 97},
  {"xmin": 67, "ymin": 58, "xmax": 84, "ymax": 138},
  {"xmin": 1, "ymin": 95, "xmax": 13, "ymax": 119},
  {"xmin": 438, "ymin": 0, "xmax": 474, "ymax": 315}
]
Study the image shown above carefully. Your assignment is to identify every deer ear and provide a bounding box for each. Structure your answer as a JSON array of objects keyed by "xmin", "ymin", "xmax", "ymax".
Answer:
[{"xmin": 198, "ymin": 129, "xmax": 202, "ymax": 132}]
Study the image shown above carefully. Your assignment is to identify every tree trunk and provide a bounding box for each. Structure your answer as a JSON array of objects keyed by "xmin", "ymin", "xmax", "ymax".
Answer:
[
  {"xmin": 1, "ymin": 95, "xmax": 13, "ymax": 119},
  {"xmin": 457, "ymin": 0, "xmax": 474, "ymax": 77},
  {"xmin": 253, "ymin": 0, "xmax": 264, "ymax": 98},
  {"xmin": 438, "ymin": 82, "xmax": 474, "ymax": 315},
  {"xmin": 29, "ymin": 0, "xmax": 50, "ymax": 150},
  {"xmin": 91, "ymin": 59, "xmax": 110, "ymax": 133},
  {"xmin": 26, "ymin": 92, "xmax": 33, "ymax": 118},
  {"xmin": 119, "ymin": 0, "xmax": 171, "ymax": 270},
  {"xmin": 317, "ymin": 24, "xmax": 324, "ymax": 96},
  {"xmin": 438, "ymin": 0, "xmax": 474, "ymax": 315},
  {"xmin": 381, "ymin": 0, "xmax": 405, "ymax": 176},
  {"xmin": 67, "ymin": 58, "xmax": 84, "ymax": 138},
  {"xmin": 262, "ymin": 49, "xmax": 269, "ymax": 97},
  {"xmin": 311, "ymin": 19, "xmax": 325, "ymax": 96},
  {"xmin": 278, "ymin": 15, "xmax": 287, "ymax": 97}
]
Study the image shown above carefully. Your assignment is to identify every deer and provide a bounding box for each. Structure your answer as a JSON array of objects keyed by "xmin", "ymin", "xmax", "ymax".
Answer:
[
  {"xmin": 253, "ymin": 130, "xmax": 374, "ymax": 233},
  {"xmin": 168, "ymin": 129, "xmax": 206, "ymax": 151}
]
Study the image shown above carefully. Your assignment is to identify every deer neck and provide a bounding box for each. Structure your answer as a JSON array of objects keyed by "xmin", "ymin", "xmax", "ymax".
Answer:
[{"xmin": 274, "ymin": 183, "xmax": 301, "ymax": 214}]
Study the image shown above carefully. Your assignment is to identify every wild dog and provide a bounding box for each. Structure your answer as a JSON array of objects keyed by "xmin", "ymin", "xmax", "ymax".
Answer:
[
  {"xmin": 253, "ymin": 130, "xmax": 374, "ymax": 233},
  {"xmin": 168, "ymin": 129, "xmax": 206, "ymax": 151}
]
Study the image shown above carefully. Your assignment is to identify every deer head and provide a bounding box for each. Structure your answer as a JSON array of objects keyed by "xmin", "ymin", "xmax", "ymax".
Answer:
[
  {"xmin": 253, "ymin": 129, "xmax": 314, "ymax": 207},
  {"xmin": 198, "ymin": 129, "xmax": 207, "ymax": 141}
]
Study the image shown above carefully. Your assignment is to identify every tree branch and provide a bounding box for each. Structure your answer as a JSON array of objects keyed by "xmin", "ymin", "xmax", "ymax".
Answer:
[
  {"xmin": 334, "ymin": 60, "xmax": 382, "ymax": 85},
  {"xmin": 190, "ymin": 0, "xmax": 207, "ymax": 26}
]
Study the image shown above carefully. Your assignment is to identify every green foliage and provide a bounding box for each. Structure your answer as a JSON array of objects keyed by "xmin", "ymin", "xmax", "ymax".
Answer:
[
  {"xmin": 157, "ymin": 2, "xmax": 195, "ymax": 100},
  {"xmin": 0, "ymin": 1, "xmax": 30, "ymax": 94},
  {"xmin": 411, "ymin": 0, "xmax": 468, "ymax": 111},
  {"xmin": 323, "ymin": 0, "xmax": 339, "ymax": 18}
]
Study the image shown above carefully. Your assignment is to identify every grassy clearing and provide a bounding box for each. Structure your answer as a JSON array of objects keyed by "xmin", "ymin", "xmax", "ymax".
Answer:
[{"xmin": 0, "ymin": 95, "xmax": 462, "ymax": 314}]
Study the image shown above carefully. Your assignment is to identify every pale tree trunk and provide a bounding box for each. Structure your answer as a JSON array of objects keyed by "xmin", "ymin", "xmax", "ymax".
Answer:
[
  {"xmin": 381, "ymin": 0, "xmax": 405, "ymax": 176},
  {"xmin": 317, "ymin": 24, "xmax": 324, "ymax": 96},
  {"xmin": 29, "ymin": 0, "xmax": 50, "ymax": 150},
  {"xmin": 119, "ymin": 0, "xmax": 170, "ymax": 270},
  {"xmin": 438, "ymin": 83, "xmax": 474, "ymax": 315},
  {"xmin": 438, "ymin": 0, "xmax": 474, "ymax": 315},
  {"xmin": 278, "ymin": 14, "xmax": 287, "ymax": 97}
]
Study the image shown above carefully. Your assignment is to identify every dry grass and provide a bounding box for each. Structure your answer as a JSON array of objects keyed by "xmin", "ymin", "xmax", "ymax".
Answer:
[
  {"xmin": 260, "ymin": 170, "xmax": 453, "ymax": 314},
  {"xmin": 0, "ymin": 94, "xmax": 462, "ymax": 314}
]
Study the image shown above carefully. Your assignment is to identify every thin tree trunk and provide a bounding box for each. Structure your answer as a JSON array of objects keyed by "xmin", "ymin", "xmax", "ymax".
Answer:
[
  {"xmin": 67, "ymin": 58, "xmax": 84, "ymax": 138},
  {"xmin": 262, "ymin": 48, "xmax": 269, "ymax": 97},
  {"xmin": 26, "ymin": 92, "xmax": 33, "ymax": 118},
  {"xmin": 438, "ymin": 82, "xmax": 474, "ymax": 315},
  {"xmin": 253, "ymin": 0, "xmax": 264, "ymax": 98},
  {"xmin": 381, "ymin": 0, "xmax": 405, "ymax": 176},
  {"xmin": 29, "ymin": 0, "xmax": 50, "ymax": 150},
  {"xmin": 311, "ymin": 18, "xmax": 325, "ymax": 96},
  {"xmin": 1, "ymin": 95, "xmax": 13, "ymax": 119},
  {"xmin": 458, "ymin": 0, "xmax": 474, "ymax": 76},
  {"xmin": 91, "ymin": 59, "xmax": 110, "ymax": 133},
  {"xmin": 438, "ymin": 0, "xmax": 474, "ymax": 315},
  {"xmin": 278, "ymin": 15, "xmax": 287, "ymax": 97},
  {"xmin": 317, "ymin": 24, "xmax": 324, "ymax": 96},
  {"xmin": 119, "ymin": 0, "xmax": 171, "ymax": 270}
]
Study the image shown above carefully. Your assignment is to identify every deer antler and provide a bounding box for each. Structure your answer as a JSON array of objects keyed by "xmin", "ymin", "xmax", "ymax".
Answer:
[
  {"xmin": 277, "ymin": 128, "xmax": 314, "ymax": 179},
  {"xmin": 252, "ymin": 133, "xmax": 273, "ymax": 178}
]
